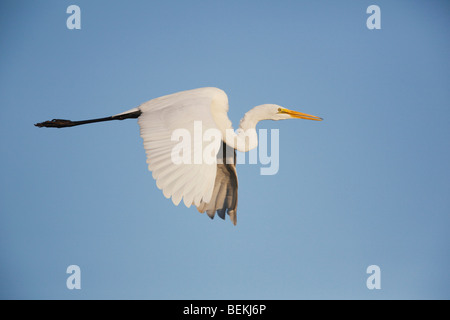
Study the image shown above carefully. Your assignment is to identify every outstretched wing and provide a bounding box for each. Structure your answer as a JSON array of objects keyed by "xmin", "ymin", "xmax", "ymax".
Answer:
[
  {"xmin": 136, "ymin": 87, "xmax": 229, "ymax": 209},
  {"xmin": 197, "ymin": 142, "xmax": 238, "ymax": 225}
]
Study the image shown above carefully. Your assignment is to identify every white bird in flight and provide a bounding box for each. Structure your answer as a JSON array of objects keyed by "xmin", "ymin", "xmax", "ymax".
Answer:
[{"xmin": 36, "ymin": 87, "xmax": 323, "ymax": 225}]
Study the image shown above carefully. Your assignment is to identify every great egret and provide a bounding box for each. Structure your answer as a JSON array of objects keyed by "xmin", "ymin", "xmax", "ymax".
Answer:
[{"xmin": 35, "ymin": 87, "xmax": 322, "ymax": 225}]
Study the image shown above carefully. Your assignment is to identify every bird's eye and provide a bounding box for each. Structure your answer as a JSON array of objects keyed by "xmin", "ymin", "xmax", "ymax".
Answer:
[{"xmin": 277, "ymin": 108, "xmax": 282, "ymax": 112}]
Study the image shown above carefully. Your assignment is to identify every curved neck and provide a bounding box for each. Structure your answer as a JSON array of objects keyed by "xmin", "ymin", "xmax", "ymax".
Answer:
[
  {"xmin": 222, "ymin": 105, "xmax": 270, "ymax": 152},
  {"xmin": 223, "ymin": 127, "xmax": 258, "ymax": 152}
]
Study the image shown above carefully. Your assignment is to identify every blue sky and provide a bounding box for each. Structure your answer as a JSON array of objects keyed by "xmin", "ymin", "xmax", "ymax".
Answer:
[{"xmin": 0, "ymin": 0, "xmax": 449, "ymax": 299}]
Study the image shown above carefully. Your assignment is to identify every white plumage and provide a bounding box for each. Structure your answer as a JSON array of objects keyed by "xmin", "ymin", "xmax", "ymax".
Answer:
[
  {"xmin": 137, "ymin": 88, "xmax": 225, "ymax": 209},
  {"xmin": 36, "ymin": 87, "xmax": 323, "ymax": 225}
]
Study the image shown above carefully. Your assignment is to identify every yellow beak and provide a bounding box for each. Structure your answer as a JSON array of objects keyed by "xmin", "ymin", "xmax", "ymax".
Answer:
[{"xmin": 279, "ymin": 108, "xmax": 323, "ymax": 121}]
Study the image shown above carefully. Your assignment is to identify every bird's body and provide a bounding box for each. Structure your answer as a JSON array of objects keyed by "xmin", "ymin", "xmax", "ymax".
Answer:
[{"xmin": 36, "ymin": 87, "xmax": 322, "ymax": 225}]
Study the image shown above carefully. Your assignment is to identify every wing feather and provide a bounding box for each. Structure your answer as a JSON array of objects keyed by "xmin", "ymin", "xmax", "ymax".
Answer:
[
  {"xmin": 197, "ymin": 143, "xmax": 238, "ymax": 225},
  {"xmin": 136, "ymin": 88, "xmax": 228, "ymax": 209}
]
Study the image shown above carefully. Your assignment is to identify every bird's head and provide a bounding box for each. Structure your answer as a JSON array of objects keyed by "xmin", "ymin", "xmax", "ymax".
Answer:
[
  {"xmin": 259, "ymin": 104, "xmax": 323, "ymax": 121},
  {"xmin": 238, "ymin": 103, "xmax": 323, "ymax": 133}
]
